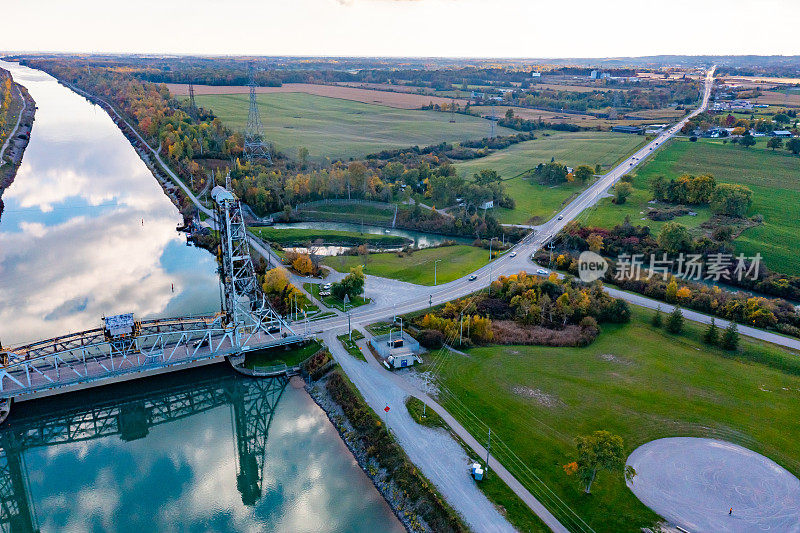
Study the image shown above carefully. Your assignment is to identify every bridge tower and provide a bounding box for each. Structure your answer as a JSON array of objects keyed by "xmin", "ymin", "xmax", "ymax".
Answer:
[
  {"xmin": 231, "ymin": 376, "xmax": 287, "ymax": 505},
  {"xmin": 212, "ymin": 185, "xmax": 294, "ymax": 349},
  {"xmin": 243, "ymin": 64, "xmax": 272, "ymax": 164}
]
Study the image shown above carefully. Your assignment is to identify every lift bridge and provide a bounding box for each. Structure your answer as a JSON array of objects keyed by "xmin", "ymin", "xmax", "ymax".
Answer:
[
  {"xmin": 0, "ymin": 367, "xmax": 287, "ymax": 532},
  {"xmin": 0, "ymin": 185, "xmax": 302, "ymax": 402}
]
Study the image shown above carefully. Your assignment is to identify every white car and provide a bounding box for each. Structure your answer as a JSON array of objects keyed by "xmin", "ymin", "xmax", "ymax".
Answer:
[
  {"xmin": 536, "ymin": 269, "xmax": 548, "ymax": 275},
  {"xmin": 510, "ymin": 251, "xmax": 517, "ymax": 257},
  {"xmin": 322, "ymin": 283, "xmax": 332, "ymax": 290}
]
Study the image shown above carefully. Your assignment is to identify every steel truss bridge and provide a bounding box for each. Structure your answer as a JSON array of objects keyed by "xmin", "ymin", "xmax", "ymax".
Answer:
[
  {"xmin": 0, "ymin": 368, "xmax": 288, "ymax": 532},
  {"xmin": 0, "ymin": 184, "xmax": 303, "ymax": 400}
]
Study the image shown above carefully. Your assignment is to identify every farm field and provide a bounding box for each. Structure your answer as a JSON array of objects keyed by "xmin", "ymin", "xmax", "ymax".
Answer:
[
  {"xmin": 195, "ymin": 92, "xmax": 511, "ymax": 160},
  {"xmin": 170, "ymin": 82, "xmax": 467, "ymax": 109},
  {"xmin": 754, "ymin": 90, "xmax": 800, "ymax": 107},
  {"xmin": 322, "ymin": 245, "xmax": 490, "ymax": 285},
  {"xmin": 455, "ymin": 131, "xmax": 645, "ymax": 224},
  {"xmin": 580, "ymin": 137, "xmax": 800, "ymax": 275},
  {"xmin": 470, "ymin": 105, "xmax": 675, "ymax": 129},
  {"xmin": 419, "ymin": 306, "xmax": 800, "ymax": 532}
]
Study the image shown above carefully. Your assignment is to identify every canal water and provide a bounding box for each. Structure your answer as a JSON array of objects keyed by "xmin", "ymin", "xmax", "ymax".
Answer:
[{"xmin": 0, "ymin": 61, "xmax": 403, "ymax": 532}]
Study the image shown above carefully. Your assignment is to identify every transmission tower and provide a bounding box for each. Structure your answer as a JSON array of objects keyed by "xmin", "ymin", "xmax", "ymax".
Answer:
[
  {"xmin": 244, "ymin": 64, "xmax": 272, "ymax": 164},
  {"xmin": 188, "ymin": 81, "xmax": 198, "ymax": 116}
]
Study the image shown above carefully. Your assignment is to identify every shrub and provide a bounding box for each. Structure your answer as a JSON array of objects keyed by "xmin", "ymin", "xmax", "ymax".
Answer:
[{"xmin": 418, "ymin": 329, "xmax": 445, "ymax": 349}]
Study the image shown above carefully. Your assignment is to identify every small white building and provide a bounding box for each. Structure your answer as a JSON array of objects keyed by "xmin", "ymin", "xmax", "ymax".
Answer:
[{"xmin": 479, "ymin": 199, "xmax": 494, "ymax": 210}]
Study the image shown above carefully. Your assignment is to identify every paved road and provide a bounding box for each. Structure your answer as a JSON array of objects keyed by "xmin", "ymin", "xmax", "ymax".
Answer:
[
  {"xmin": 73, "ymin": 68, "xmax": 800, "ymax": 532},
  {"xmin": 322, "ymin": 329, "xmax": 520, "ymax": 532}
]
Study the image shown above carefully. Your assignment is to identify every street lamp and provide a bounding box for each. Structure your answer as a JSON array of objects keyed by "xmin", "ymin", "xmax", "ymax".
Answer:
[{"xmin": 434, "ymin": 259, "xmax": 442, "ymax": 286}]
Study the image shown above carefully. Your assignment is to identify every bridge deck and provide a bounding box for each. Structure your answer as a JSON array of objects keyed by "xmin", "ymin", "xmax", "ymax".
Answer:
[{"xmin": 1, "ymin": 321, "xmax": 303, "ymax": 400}]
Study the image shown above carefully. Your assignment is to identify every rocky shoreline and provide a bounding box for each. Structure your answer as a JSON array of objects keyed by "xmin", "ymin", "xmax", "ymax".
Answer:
[
  {"xmin": 306, "ymin": 373, "xmax": 430, "ymax": 533},
  {"xmin": 0, "ymin": 72, "xmax": 36, "ymax": 220}
]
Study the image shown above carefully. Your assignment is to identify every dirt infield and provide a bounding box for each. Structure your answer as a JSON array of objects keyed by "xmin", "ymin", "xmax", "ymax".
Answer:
[
  {"xmin": 166, "ymin": 83, "xmax": 467, "ymax": 110},
  {"xmin": 627, "ymin": 437, "xmax": 800, "ymax": 532}
]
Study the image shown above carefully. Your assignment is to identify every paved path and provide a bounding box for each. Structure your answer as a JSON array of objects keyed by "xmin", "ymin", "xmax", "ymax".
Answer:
[{"xmin": 322, "ymin": 329, "xmax": 520, "ymax": 533}]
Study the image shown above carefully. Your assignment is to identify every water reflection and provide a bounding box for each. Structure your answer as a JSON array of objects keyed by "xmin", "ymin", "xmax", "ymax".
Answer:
[
  {"xmin": 0, "ymin": 61, "xmax": 219, "ymax": 346},
  {"xmin": 274, "ymin": 221, "xmax": 470, "ymax": 250},
  {"xmin": 0, "ymin": 366, "xmax": 402, "ymax": 532}
]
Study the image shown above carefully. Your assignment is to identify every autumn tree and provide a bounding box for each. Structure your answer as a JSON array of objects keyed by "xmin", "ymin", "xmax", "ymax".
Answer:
[
  {"xmin": 658, "ymin": 222, "xmax": 692, "ymax": 253},
  {"xmin": 710, "ymin": 184, "xmax": 753, "ymax": 217},
  {"xmin": 292, "ymin": 253, "xmax": 315, "ymax": 276},
  {"xmin": 613, "ymin": 182, "xmax": 633, "ymax": 204},
  {"xmin": 574, "ymin": 431, "xmax": 634, "ymax": 493},
  {"xmin": 574, "ymin": 165, "xmax": 594, "ymax": 183}
]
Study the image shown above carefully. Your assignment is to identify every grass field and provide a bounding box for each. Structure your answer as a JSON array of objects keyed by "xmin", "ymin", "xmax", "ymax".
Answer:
[
  {"xmin": 580, "ymin": 137, "xmax": 800, "ymax": 275},
  {"xmin": 455, "ymin": 132, "xmax": 645, "ymax": 224},
  {"xmin": 420, "ymin": 306, "xmax": 800, "ymax": 532},
  {"xmin": 305, "ymin": 283, "xmax": 370, "ymax": 312},
  {"xmin": 250, "ymin": 227, "xmax": 407, "ymax": 247},
  {"xmin": 195, "ymin": 92, "xmax": 512, "ymax": 160},
  {"xmin": 323, "ymin": 245, "xmax": 490, "ymax": 285},
  {"xmin": 243, "ymin": 340, "xmax": 322, "ymax": 369}
]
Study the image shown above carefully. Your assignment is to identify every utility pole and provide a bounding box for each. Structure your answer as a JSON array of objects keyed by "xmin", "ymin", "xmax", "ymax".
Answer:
[
  {"xmin": 459, "ymin": 314, "xmax": 463, "ymax": 345},
  {"xmin": 434, "ymin": 259, "xmax": 442, "ymax": 286},
  {"xmin": 348, "ymin": 312, "xmax": 352, "ymax": 341}
]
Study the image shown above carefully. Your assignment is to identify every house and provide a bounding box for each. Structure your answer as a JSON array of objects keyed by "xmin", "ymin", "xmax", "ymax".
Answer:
[
  {"xmin": 531, "ymin": 72, "xmax": 542, "ymax": 78},
  {"xmin": 590, "ymin": 70, "xmax": 599, "ymax": 79},
  {"xmin": 611, "ymin": 125, "xmax": 643, "ymax": 134},
  {"xmin": 770, "ymin": 130, "xmax": 792, "ymax": 137},
  {"xmin": 479, "ymin": 199, "xmax": 494, "ymax": 210}
]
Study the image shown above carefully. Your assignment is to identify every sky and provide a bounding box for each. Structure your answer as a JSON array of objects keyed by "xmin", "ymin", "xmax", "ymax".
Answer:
[{"xmin": 4, "ymin": 0, "xmax": 800, "ymax": 58}]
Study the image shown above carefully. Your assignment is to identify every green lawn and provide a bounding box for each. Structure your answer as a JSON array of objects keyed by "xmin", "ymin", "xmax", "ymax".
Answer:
[
  {"xmin": 337, "ymin": 330, "xmax": 366, "ymax": 362},
  {"xmin": 250, "ymin": 227, "xmax": 407, "ymax": 247},
  {"xmin": 580, "ymin": 137, "xmax": 800, "ymax": 275},
  {"xmin": 195, "ymin": 92, "xmax": 513, "ymax": 160},
  {"xmin": 454, "ymin": 131, "xmax": 645, "ymax": 224},
  {"xmin": 323, "ymin": 245, "xmax": 490, "ymax": 285},
  {"xmin": 304, "ymin": 283, "xmax": 370, "ymax": 312},
  {"xmin": 419, "ymin": 306, "xmax": 800, "ymax": 532},
  {"xmin": 243, "ymin": 340, "xmax": 322, "ymax": 369}
]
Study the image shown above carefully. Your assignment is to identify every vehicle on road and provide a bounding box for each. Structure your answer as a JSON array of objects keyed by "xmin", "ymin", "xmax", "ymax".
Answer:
[
  {"xmin": 510, "ymin": 251, "xmax": 517, "ymax": 257},
  {"xmin": 557, "ymin": 215, "xmax": 563, "ymax": 220},
  {"xmin": 536, "ymin": 269, "xmax": 548, "ymax": 275},
  {"xmin": 323, "ymin": 283, "xmax": 332, "ymax": 290},
  {"xmin": 468, "ymin": 275, "xmax": 477, "ymax": 281}
]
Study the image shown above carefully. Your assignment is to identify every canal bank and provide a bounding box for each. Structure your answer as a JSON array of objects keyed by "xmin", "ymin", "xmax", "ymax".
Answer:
[{"xmin": 0, "ymin": 60, "xmax": 405, "ymax": 532}]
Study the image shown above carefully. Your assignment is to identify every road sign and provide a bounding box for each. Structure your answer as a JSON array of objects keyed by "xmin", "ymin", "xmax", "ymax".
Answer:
[
  {"xmin": 343, "ymin": 294, "xmax": 351, "ymax": 304},
  {"xmin": 384, "ymin": 406, "xmax": 390, "ymax": 413}
]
